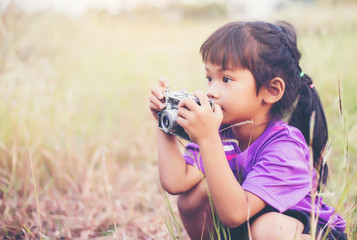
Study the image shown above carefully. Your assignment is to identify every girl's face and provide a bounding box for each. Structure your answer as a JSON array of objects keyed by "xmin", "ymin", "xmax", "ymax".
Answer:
[{"xmin": 205, "ymin": 62, "xmax": 266, "ymax": 125}]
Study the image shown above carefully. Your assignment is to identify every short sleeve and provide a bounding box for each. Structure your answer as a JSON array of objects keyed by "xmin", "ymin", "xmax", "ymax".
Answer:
[
  {"xmin": 242, "ymin": 139, "xmax": 311, "ymax": 213},
  {"xmin": 183, "ymin": 142, "xmax": 205, "ymax": 173}
]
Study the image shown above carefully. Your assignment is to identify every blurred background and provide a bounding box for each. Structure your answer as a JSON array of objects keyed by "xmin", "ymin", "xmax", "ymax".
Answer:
[{"xmin": 0, "ymin": 0, "xmax": 356, "ymax": 239}]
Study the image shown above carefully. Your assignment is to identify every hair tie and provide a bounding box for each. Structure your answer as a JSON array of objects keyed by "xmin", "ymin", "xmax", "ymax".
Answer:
[
  {"xmin": 300, "ymin": 71, "xmax": 313, "ymax": 88},
  {"xmin": 274, "ymin": 24, "xmax": 282, "ymax": 32}
]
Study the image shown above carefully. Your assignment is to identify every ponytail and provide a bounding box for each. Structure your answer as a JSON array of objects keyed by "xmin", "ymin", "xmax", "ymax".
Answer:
[{"xmin": 289, "ymin": 73, "xmax": 329, "ymax": 191}]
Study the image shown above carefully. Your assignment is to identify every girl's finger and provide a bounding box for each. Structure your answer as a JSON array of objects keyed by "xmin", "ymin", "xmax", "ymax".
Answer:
[
  {"xmin": 150, "ymin": 94, "xmax": 165, "ymax": 110},
  {"xmin": 178, "ymin": 98, "xmax": 199, "ymax": 112},
  {"xmin": 213, "ymin": 104, "xmax": 223, "ymax": 123},
  {"xmin": 151, "ymin": 85, "xmax": 166, "ymax": 101},
  {"xmin": 194, "ymin": 91, "xmax": 210, "ymax": 107},
  {"xmin": 177, "ymin": 106, "xmax": 191, "ymax": 120},
  {"xmin": 159, "ymin": 76, "xmax": 170, "ymax": 88},
  {"xmin": 176, "ymin": 115, "xmax": 188, "ymax": 129},
  {"xmin": 213, "ymin": 103, "xmax": 222, "ymax": 115},
  {"xmin": 149, "ymin": 102, "xmax": 159, "ymax": 113}
]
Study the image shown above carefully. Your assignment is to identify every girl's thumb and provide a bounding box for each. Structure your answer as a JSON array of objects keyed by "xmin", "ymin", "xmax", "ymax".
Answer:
[{"xmin": 214, "ymin": 104, "xmax": 223, "ymax": 118}]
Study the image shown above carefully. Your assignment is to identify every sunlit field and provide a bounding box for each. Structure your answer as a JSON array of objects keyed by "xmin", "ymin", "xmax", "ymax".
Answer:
[{"xmin": 0, "ymin": 2, "xmax": 356, "ymax": 239}]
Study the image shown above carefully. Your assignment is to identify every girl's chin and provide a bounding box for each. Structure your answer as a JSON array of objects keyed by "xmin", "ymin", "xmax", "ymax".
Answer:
[{"xmin": 221, "ymin": 118, "xmax": 231, "ymax": 125}]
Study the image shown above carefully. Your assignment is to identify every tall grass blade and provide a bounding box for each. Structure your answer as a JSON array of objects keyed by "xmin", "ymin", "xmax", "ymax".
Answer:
[
  {"xmin": 203, "ymin": 181, "xmax": 232, "ymax": 240},
  {"xmin": 21, "ymin": 223, "xmax": 38, "ymax": 240},
  {"xmin": 201, "ymin": 212, "xmax": 206, "ymax": 240},
  {"xmin": 10, "ymin": 145, "xmax": 17, "ymax": 188},
  {"xmin": 164, "ymin": 218, "xmax": 177, "ymax": 240},
  {"xmin": 309, "ymin": 111, "xmax": 317, "ymax": 240},
  {"xmin": 337, "ymin": 74, "xmax": 349, "ymax": 169},
  {"xmin": 156, "ymin": 173, "xmax": 183, "ymax": 240},
  {"xmin": 29, "ymin": 150, "xmax": 41, "ymax": 240}
]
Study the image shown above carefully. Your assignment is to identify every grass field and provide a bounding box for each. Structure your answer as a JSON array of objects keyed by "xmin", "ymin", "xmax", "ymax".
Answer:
[{"xmin": 0, "ymin": 2, "xmax": 356, "ymax": 239}]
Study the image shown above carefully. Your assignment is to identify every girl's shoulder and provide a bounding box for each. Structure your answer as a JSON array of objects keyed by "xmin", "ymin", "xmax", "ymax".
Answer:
[
  {"xmin": 265, "ymin": 120, "xmax": 307, "ymax": 145},
  {"xmin": 253, "ymin": 120, "xmax": 310, "ymax": 159},
  {"xmin": 252, "ymin": 120, "xmax": 312, "ymax": 175},
  {"xmin": 218, "ymin": 120, "xmax": 308, "ymax": 152}
]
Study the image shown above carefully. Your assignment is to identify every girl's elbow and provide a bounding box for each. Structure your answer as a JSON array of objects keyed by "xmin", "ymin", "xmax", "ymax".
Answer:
[
  {"xmin": 222, "ymin": 220, "xmax": 243, "ymax": 229},
  {"xmin": 163, "ymin": 186, "xmax": 181, "ymax": 195},
  {"xmin": 159, "ymin": 173, "xmax": 195, "ymax": 195},
  {"xmin": 161, "ymin": 181, "xmax": 184, "ymax": 195},
  {"xmin": 220, "ymin": 214, "xmax": 246, "ymax": 229}
]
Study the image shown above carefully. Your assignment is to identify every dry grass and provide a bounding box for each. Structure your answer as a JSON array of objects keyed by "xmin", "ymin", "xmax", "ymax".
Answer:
[
  {"xmin": 0, "ymin": 6, "xmax": 188, "ymax": 239},
  {"xmin": 0, "ymin": 1, "xmax": 356, "ymax": 239}
]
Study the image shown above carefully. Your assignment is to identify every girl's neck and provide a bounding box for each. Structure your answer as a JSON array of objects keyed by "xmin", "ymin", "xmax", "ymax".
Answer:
[{"xmin": 232, "ymin": 119, "xmax": 270, "ymax": 151}]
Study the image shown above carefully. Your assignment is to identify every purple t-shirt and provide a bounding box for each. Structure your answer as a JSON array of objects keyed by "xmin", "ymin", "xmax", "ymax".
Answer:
[{"xmin": 183, "ymin": 120, "xmax": 346, "ymax": 232}]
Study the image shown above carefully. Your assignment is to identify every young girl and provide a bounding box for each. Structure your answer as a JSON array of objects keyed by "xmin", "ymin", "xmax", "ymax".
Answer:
[{"xmin": 149, "ymin": 21, "xmax": 347, "ymax": 240}]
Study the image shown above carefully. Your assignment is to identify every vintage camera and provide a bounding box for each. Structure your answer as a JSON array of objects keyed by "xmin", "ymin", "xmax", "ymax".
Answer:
[{"xmin": 157, "ymin": 89, "xmax": 214, "ymax": 141}]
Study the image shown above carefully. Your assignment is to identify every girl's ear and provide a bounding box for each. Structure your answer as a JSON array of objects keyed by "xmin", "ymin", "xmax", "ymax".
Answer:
[{"xmin": 263, "ymin": 77, "xmax": 285, "ymax": 104}]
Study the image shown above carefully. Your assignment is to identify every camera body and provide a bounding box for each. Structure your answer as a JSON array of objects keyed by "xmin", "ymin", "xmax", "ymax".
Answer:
[{"xmin": 157, "ymin": 89, "xmax": 214, "ymax": 141}]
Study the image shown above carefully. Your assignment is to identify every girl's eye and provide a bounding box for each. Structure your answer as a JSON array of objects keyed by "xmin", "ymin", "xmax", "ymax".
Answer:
[
  {"xmin": 206, "ymin": 76, "xmax": 212, "ymax": 82},
  {"xmin": 223, "ymin": 76, "xmax": 232, "ymax": 83}
]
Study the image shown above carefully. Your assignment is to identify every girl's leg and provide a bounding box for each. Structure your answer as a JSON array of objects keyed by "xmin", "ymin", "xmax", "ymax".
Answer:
[
  {"xmin": 177, "ymin": 179, "xmax": 212, "ymax": 240},
  {"xmin": 250, "ymin": 212, "xmax": 311, "ymax": 240}
]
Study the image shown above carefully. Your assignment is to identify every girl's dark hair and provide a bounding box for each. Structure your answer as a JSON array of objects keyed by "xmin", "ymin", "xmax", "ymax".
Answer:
[{"xmin": 200, "ymin": 21, "xmax": 328, "ymax": 189}]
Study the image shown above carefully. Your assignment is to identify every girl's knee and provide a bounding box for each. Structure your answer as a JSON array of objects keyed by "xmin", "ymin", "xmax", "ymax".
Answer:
[
  {"xmin": 177, "ymin": 181, "xmax": 213, "ymax": 240},
  {"xmin": 250, "ymin": 212, "xmax": 305, "ymax": 240},
  {"xmin": 177, "ymin": 180, "xmax": 209, "ymax": 215}
]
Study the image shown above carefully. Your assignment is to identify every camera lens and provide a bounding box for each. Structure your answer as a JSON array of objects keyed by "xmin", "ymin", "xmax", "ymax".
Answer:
[
  {"xmin": 162, "ymin": 114, "xmax": 170, "ymax": 129},
  {"xmin": 160, "ymin": 109, "xmax": 177, "ymax": 133}
]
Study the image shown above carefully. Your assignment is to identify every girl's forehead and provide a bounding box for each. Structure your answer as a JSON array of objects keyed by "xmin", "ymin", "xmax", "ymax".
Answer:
[
  {"xmin": 205, "ymin": 62, "xmax": 233, "ymax": 71},
  {"xmin": 204, "ymin": 59, "xmax": 245, "ymax": 72},
  {"xmin": 203, "ymin": 44, "xmax": 254, "ymax": 70},
  {"xmin": 201, "ymin": 29, "xmax": 257, "ymax": 72},
  {"xmin": 204, "ymin": 62, "xmax": 249, "ymax": 74}
]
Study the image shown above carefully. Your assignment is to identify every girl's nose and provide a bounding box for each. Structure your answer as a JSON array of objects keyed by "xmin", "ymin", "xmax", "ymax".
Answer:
[{"xmin": 207, "ymin": 84, "xmax": 219, "ymax": 99}]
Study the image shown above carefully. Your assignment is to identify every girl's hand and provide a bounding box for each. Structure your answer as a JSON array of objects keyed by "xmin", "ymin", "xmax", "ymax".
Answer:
[
  {"xmin": 149, "ymin": 76, "xmax": 169, "ymax": 120},
  {"xmin": 177, "ymin": 91, "xmax": 223, "ymax": 144}
]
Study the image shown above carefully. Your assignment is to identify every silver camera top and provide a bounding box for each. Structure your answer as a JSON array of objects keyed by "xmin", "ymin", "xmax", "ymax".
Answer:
[
  {"xmin": 163, "ymin": 89, "xmax": 197, "ymax": 110},
  {"xmin": 163, "ymin": 89, "xmax": 214, "ymax": 109}
]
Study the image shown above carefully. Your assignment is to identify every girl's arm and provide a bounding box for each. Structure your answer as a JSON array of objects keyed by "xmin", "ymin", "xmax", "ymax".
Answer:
[
  {"xmin": 177, "ymin": 92, "xmax": 266, "ymax": 228},
  {"xmin": 157, "ymin": 129, "xmax": 203, "ymax": 194},
  {"xmin": 150, "ymin": 78, "xmax": 203, "ymax": 194},
  {"xmin": 199, "ymin": 135, "xmax": 266, "ymax": 228}
]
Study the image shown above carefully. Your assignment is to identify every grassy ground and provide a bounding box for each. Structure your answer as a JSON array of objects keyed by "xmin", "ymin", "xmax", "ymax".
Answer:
[{"xmin": 0, "ymin": 2, "xmax": 356, "ymax": 239}]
